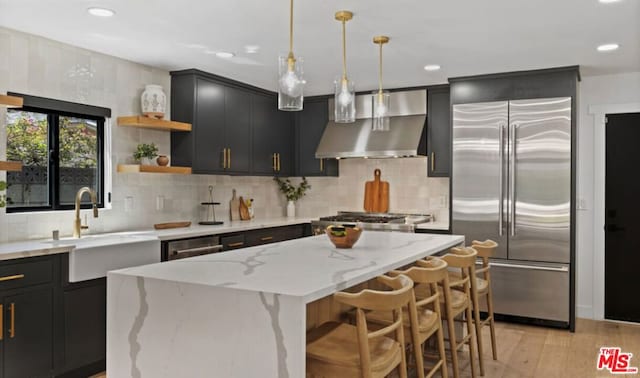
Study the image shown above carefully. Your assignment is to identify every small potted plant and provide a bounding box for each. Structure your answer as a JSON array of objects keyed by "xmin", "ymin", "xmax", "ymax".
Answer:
[
  {"xmin": 274, "ymin": 177, "xmax": 311, "ymax": 217},
  {"xmin": 133, "ymin": 143, "xmax": 159, "ymax": 165}
]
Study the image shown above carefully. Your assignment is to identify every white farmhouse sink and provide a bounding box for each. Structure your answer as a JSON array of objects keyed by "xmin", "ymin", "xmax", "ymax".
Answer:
[{"xmin": 42, "ymin": 232, "xmax": 161, "ymax": 282}]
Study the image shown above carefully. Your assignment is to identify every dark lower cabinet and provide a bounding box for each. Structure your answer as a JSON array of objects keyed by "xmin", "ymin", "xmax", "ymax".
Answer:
[
  {"xmin": 221, "ymin": 223, "xmax": 311, "ymax": 251},
  {"xmin": 295, "ymin": 98, "xmax": 338, "ymax": 177},
  {"xmin": 2, "ymin": 287, "xmax": 54, "ymax": 378},
  {"xmin": 426, "ymin": 86, "xmax": 451, "ymax": 177}
]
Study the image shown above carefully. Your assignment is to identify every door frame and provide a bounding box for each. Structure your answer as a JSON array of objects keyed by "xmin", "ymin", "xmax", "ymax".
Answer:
[{"xmin": 590, "ymin": 102, "xmax": 640, "ymax": 320}]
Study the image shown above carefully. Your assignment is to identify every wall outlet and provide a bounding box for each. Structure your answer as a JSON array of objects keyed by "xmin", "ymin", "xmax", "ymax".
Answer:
[
  {"xmin": 124, "ymin": 196, "xmax": 134, "ymax": 212},
  {"xmin": 578, "ymin": 197, "xmax": 588, "ymax": 210},
  {"xmin": 156, "ymin": 195, "xmax": 165, "ymax": 211}
]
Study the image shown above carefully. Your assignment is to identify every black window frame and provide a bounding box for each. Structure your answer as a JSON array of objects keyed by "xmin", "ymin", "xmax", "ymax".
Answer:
[{"xmin": 6, "ymin": 106, "xmax": 105, "ymax": 213}]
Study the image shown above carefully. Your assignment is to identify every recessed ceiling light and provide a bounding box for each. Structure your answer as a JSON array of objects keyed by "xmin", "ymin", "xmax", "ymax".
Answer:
[
  {"xmin": 599, "ymin": 0, "xmax": 622, "ymax": 3},
  {"xmin": 215, "ymin": 51, "xmax": 235, "ymax": 59},
  {"xmin": 87, "ymin": 7, "xmax": 115, "ymax": 17},
  {"xmin": 597, "ymin": 43, "xmax": 620, "ymax": 52},
  {"xmin": 423, "ymin": 64, "xmax": 441, "ymax": 71},
  {"xmin": 244, "ymin": 45, "xmax": 260, "ymax": 54}
]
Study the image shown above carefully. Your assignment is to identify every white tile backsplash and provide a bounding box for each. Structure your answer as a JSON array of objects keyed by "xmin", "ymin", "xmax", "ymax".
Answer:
[{"xmin": 0, "ymin": 27, "xmax": 449, "ymax": 243}]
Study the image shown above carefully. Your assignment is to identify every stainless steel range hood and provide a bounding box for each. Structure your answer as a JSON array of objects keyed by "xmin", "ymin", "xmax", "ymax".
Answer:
[{"xmin": 316, "ymin": 89, "xmax": 427, "ymax": 159}]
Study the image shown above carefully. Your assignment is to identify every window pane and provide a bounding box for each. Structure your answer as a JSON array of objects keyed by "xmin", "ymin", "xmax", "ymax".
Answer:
[
  {"xmin": 6, "ymin": 110, "xmax": 50, "ymax": 208},
  {"xmin": 59, "ymin": 116, "xmax": 99, "ymax": 205}
]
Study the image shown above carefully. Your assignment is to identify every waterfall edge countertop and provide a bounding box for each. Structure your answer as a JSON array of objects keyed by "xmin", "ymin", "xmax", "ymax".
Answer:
[{"xmin": 107, "ymin": 232, "xmax": 464, "ymax": 378}]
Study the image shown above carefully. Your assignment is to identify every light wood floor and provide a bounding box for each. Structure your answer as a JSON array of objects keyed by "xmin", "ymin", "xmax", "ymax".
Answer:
[{"xmin": 91, "ymin": 318, "xmax": 640, "ymax": 378}]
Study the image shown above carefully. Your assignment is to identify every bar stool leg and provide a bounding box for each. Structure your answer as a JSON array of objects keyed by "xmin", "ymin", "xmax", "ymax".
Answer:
[
  {"xmin": 464, "ymin": 296, "xmax": 478, "ymax": 378},
  {"xmin": 472, "ymin": 287, "xmax": 485, "ymax": 375},
  {"xmin": 486, "ymin": 287, "xmax": 498, "ymax": 360},
  {"xmin": 444, "ymin": 297, "xmax": 461, "ymax": 378},
  {"xmin": 435, "ymin": 318, "xmax": 449, "ymax": 378}
]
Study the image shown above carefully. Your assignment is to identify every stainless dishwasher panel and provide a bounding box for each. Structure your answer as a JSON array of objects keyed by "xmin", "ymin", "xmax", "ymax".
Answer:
[
  {"xmin": 486, "ymin": 260, "xmax": 569, "ymax": 322},
  {"xmin": 166, "ymin": 236, "xmax": 223, "ymax": 260}
]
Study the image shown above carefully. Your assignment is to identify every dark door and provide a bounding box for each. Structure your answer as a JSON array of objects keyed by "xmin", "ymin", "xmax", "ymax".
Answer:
[
  {"xmin": 194, "ymin": 78, "xmax": 226, "ymax": 173},
  {"xmin": 251, "ymin": 94, "xmax": 293, "ymax": 176},
  {"xmin": 427, "ymin": 86, "xmax": 451, "ymax": 177},
  {"xmin": 295, "ymin": 100, "xmax": 338, "ymax": 177},
  {"xmin": 225, "ymin": 86, "xmax": 251, "ymax": 174},
  {"xmin": 605, "ymin": 112, "xmax": 640, "ymax": 323},
  {"xmin": 3, "ymin": 287, "xmax": 54, "ymax": 378}
]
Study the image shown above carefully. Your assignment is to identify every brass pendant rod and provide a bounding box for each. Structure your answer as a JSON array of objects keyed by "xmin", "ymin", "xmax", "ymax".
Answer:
[
  {"xmin": 288, "ymin": 0, "xmax": 294, "ymax": 59},
  {"xmin": 342, "ymin": 19, "xmax": 347, "ymax": 80},
  {"xmin": 378, "ymin": 42, "xmax": 383, "ymax": 94},
  {"xmin": 373, "ymin": 36, "xmax": 389, "ymax": 96}
]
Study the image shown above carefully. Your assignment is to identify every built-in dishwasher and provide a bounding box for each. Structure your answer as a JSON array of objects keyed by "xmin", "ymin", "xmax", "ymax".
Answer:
[{"xmin": 161, "ymin": 235, "xmax": 223, "ymax": 261}]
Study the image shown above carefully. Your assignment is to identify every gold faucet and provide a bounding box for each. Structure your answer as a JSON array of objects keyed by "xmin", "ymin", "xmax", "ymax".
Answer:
[{"xmin": 73, "ymin": 187, "xmax": 99, "ymax": 238}]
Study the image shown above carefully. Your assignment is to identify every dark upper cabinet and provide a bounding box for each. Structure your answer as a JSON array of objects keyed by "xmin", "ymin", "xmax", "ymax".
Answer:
[
  {"xmin": 426, "ymin": 86, "xmax": 451, "ymax": 177},
  {"xmin": 194, "ymin": 78, "xmax": 226, "ymax": 173},
  {"xmin": 295, "ymin": 99, "xmax": 338, "ymax": 177},
  {"xmin": 224, "ymin": 86, "xmax": 251, "ymax": 174},
  {"xmin": 251, "ymin": 93, "xmax": 293, "ymax": 176}
]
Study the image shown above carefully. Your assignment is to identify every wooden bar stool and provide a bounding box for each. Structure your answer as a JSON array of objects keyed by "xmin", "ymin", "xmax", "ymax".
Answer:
[
  {"xmin": 306, "ymin": 274, "xmax": 414, "ymax": 378},
  {"xmin": 471, "ymin": 240, "xmax": 498, "ymax": 362},
  {"xmin": 366, "ymin": 257, "xmax": 449, "ymax": 378},
  {"xmin": 417, "ymin": 253, "xmax": 478, "ymax": 378}
]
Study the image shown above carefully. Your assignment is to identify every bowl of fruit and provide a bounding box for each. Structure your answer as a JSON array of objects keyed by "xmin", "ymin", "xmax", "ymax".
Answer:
[{"xmin": 326, "ymin": 225, "xmax": 363, "ymax": 249}]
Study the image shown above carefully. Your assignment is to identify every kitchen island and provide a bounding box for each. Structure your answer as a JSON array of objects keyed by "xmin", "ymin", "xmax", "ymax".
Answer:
[{"xmin": 107, "ymin": 231, "xmax": 464, "ymax": 378}]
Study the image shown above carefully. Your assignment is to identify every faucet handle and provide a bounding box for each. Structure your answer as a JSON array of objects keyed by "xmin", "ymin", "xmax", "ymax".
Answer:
[{"xmin": 81, "ymin": 214, "xmax": 89, "ymax": 230}]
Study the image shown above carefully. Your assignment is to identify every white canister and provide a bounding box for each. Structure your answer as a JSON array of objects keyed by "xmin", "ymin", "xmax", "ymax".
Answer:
[
  {"xmin": 286, "ymin": 200, "xmax": 296, "ymax": 218},
  {"xmin": 141, "ymin": 84, "xmax": 167, "ymax": 119}
]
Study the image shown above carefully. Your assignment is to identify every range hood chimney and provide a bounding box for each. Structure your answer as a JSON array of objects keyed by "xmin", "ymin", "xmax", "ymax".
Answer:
[{"xmin": 315, "ymin": 89, "xmax": 427, "ymax": 159}]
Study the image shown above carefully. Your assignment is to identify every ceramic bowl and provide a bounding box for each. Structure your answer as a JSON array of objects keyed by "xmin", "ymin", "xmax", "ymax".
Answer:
[{"xmin": 326, "ymin": 225, "xmax": 363, "ymax": 249}]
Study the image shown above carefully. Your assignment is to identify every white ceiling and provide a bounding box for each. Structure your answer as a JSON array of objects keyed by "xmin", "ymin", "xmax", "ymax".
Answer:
[{"xmin": 0, "ymin": 0, "xmax": 638, "ymax": 95}]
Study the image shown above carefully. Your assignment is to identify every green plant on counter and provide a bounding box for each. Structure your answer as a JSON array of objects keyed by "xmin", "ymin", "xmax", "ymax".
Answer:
[
  {"xmin": 0, "ymin": 181, "xmax": 7, "ymax": 208},
  {"xmin": 273, "ymin": 176, "xmax": 311, "ymax": 202},
  {"xmin": 133, "ymin": 143, "xmax": 158, "ymax": 162}
]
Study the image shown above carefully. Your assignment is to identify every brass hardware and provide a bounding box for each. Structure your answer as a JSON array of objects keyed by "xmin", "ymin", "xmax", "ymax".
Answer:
[
  {"xmin": 431, "ymin": 152, "xmax": 435, "ymax": 171},
  {"xmin": 373, "ymin": 36, "xmax": 390, "ymax": 96},
  {"xmin": 227, "ymin": 242, "xmax": 244, "ymax": 248},
  {"xmin": 73, "ymin": 187, "xmax": 98, "ymax": 239},
  {"xmin": 272, "ymin": 153, "xmax": 277, "ymax": 171},
  {"xmin": 9, "ymin": 303, "xmax": 15, "ymax": 338},
  {"xmin": 228, "ymin": 148, "xmax": 231, "ymax": 169},
  {"xmin": 335, "ymin": 10, "xmax": 354, "ymax": 82},
  {"xmin": 223, "ymin": 149, "xmax": 226, "ymax": 169},
  {"xmin": 277, "ymin": 153, "xmax": 281, "ymax": 172},
  {"xmin": 260, "ymin": 236, "xmax": 274, "ymax": 242},
  {"xmin": 320, "ymin": 158, "xmax": 324, "ymax": 172},
  {"xmin": 0, "ymin": 304, "xmax": 3, "ymax": 341},
  {"xmin": 0, "ymin": 274, "xmax": 24, "ymax": 282}
]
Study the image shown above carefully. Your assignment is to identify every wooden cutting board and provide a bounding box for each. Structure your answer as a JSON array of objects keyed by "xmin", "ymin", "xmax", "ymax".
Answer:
[
  {"xmin": 229, "ymin": 189, "xmax": 241, "ymax": 221},
  {"xmin": 239, "ymin": 196, "xmax": 251, "ymax": 221},
  {"xmin": 153, "ymin": 221, "xmax": 192, "ymax": 230},
  {"xmin": 364, "ymin": 169, "xmax": 389, "ymax": 213}
]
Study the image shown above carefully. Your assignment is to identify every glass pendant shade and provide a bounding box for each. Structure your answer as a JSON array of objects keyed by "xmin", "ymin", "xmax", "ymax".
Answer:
[
  {"xmin": 334, "ymin": 78, "xmax": 355, "ymax": 123},
  {"xmin": 278, "ymin": 55, "xmax": 304, "ymax": 111},
  {"xmin": 371, "ymin": 91, "xmax": 390, "ymax": 131}
]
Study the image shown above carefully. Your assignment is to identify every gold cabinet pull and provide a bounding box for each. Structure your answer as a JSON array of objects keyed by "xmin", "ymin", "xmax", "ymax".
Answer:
[
  {"xmin": 0, "ymin": 274, "xmax": 24, "ymax": 282},
  {"xmin": 320, "ymin": 158, "xmax": 324, "ymax": 172},
  {"xmin": 430, "ymin": 152, "xmax": 435, "ymax": 172},
  {"xmin": 260, "ymin": 236, "xmax": 273, "ymax": 242},
  {"xmin": 0, "ymin": 304, "xmax": 3, "ymax": 341},
  {"xmin": 222, "ymin": 148, "xmax": 227, "ymax": 169},
  {"xmin": 277, "ymin": 153, "xmax": 281, "ymax": 172},
  {"xmin": 9, "ymin": 303, "xmax": 15, "ymax": 338},
  {"xmin": 228, "ymin": 148, "xmax": 231, "ymax": 169},
  {"xmin": 227, "ymin": 242, "xmax": 244, "ymax": 248},
  {"xmin": 272, "ymin": 153, "xmax": 277, "ymax": 171}
]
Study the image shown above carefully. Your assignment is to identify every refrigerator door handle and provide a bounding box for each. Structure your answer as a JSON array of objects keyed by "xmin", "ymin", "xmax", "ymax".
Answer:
[
  {"xmin": 498, "ymin": 123, "xmax": 505, "ymax": 236},
  {"xmin": 490, "ymin": 262, "xmax": 569, "ymax": 273},
  {"xmin": 509, "ymin": 123, "xmax": 517, "ymax": 236}
]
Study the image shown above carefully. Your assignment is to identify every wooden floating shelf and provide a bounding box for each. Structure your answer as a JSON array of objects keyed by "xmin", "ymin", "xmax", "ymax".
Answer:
[
  {"xmin": 117, "ymin": 164, "xmax": 192, "ymax": 175},
  {"xmin": 0, "ymin": 94, "xmax": 23, "ymax": 108},
  {"xmin": 0, "ymin": 161, "xmax": 23, "ymax": 171},
  {"xmin": 117, "ymin": 116, "xmax": 191, "ymax": 132}
]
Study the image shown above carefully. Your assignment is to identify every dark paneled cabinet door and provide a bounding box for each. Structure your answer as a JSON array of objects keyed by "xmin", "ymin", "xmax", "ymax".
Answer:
[
  {"xmin": 3, "ymin": 287, "xmax": 54, "ymax": 378},
  {"xmin": 296, "ymin": 100, "xmax": 338, "ymax": 177},
  {"xmin": 427, "ymin": 87, "xmax": 451, "ymax": 177},
  {"xmin": 251, "ymin": 94, "xmax": 293, "ymax": 176},
  {"xmin": 194, "ymin": 78, "xmax": 226, "ymax": 173},
  {"xmin": 225, "ymin": 87, "xmax": 251, "ymax": 174}
]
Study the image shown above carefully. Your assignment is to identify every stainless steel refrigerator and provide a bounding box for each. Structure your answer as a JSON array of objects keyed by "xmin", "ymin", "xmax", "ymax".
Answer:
[{"xmin": 452, "ymin": 97, "xmax": 572, "ymax": 326}]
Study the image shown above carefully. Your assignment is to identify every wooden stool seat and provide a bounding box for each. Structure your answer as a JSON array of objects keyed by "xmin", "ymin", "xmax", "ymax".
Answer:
[
  {"xmin": 448, "ymin": 271, "xmax": 489, "ymax": 293},
  {"xmin": 437, "ymin": 286, "xmax": 469, "ymax": 310},
  {"xmin": 307, "ymin": 322, "xmax": 402, "ymax": 375},
  {"xmin": 366, "ymin": 306, "xmax": 439, "ymax": 336}
]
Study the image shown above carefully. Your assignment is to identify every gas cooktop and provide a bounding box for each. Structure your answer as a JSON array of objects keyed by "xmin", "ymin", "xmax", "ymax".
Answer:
[{"xmin": 312, "ymin": 211, "xmax": 433, "ymax": 234}]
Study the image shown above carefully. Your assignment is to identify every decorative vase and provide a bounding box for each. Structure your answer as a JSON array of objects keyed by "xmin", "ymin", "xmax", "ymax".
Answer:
[
  {"xmin": 157, "ymin": 155, "xmax": 169, "ymax": 166},
  {"xmin": 141, "ymin": 84, "xmax": 166, "ymax": 119},
  {"xmin": 139, "ymin": 157, "xmax": 154, "ymax": 166},
  {"xmin": 286, "ymin": 200, "xmax": 296, "ymax": 218}
]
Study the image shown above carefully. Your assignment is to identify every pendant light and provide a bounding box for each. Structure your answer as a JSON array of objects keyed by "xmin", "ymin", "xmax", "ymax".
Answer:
[
  {"xmin": 372, "ymin": 36, "xmax": 390, "ymax": 131},
  {"xmin": 278, "ymin": 0, "xmax": 304, "ymax": 111},
  {"xmin": 334, "ymin": 10, "xmax": 355, "ymax": 123}
]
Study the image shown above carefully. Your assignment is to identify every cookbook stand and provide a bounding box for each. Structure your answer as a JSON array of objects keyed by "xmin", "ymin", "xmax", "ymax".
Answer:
[{"xmin": 199, "ymin": 186, "xmax": 223, "ymax": 226}]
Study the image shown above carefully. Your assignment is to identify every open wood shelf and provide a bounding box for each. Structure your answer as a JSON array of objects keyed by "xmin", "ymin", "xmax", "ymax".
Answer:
[
  {"xmin": 0, "ymin": 94, "xmax": 23, "ymax": 108},
  {"xmin": 117, "ymin": 116, "xmax": 191, "ymax": 132},
  {"xmin": 0, "ymin": 161, "xmax": 23, "ymax": 171},
  {"xmin": 117, "ymin": 164, "xmax": 191, "ymax": 174}
]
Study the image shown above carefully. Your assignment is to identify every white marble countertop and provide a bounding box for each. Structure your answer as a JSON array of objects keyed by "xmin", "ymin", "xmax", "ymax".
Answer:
[
  {"xmin": 0, "ymin": 217, "xmax": 314, "ymax": 261},
  {"xmin": 415, "ymin": 219, "xmax": 450, "ymax": 231},
  {"xmin": 110, "ymin": 232, "xmax": 464, "ymax": 303}
]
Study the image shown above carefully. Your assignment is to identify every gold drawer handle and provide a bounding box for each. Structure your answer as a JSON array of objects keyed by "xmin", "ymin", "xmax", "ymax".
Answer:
[
  {"xmin": 0, "ymin": 274, "xmax": 24, "ymax": 282},
  {"xmin": 227, "ymin": 242, "xmax": 244, "ymax": 248},
  {"xmin": 431, "ymin": 152, "xmax": 435, "ymax": 172},
  {"xmin": 320, "ymin": 158, "xmax": 324, "ymax": 172},
  {"xmin": 0, "ymin": 304, "xmax": 3, "ymax": 340},
  {"xmin": 9, "ymin": 303, "xmax": 15, "ymax": 338},
  {"xmin": 260, "ymin": 236, "xmax": 273, "ymax": 242}
]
